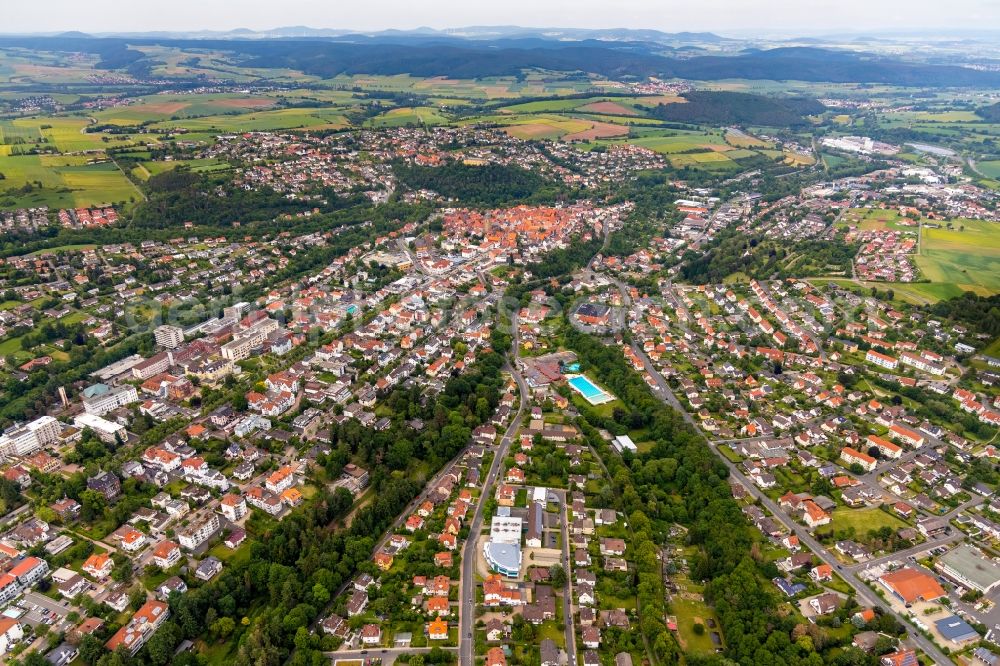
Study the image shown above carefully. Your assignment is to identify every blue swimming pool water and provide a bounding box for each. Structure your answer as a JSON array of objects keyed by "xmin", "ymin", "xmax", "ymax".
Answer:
[{"xmin": 569, "ymin": 375, "xmax": 604, "ymax": 399}]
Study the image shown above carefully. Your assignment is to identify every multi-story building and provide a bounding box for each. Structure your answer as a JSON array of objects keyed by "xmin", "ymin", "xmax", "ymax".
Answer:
[
  {"xmin": 0, "ymin": 557, "xmax": 49, "ymax": 603},
  {"xmin": 131, "ymin": 352, "xmax": 172, "ymax": 380},
  {"xmin": 0, "ymin": 416, "xmax": 60, "ymax": 458},
  {"xmin": 177, "ymin": 513, "xmax": 220, "ymax": 551},
  {"xmin": 219, "ymin": 494, "xmax": 247, "ymax": 522},
  {"xmin": 73, "ymin": 413, "xmax": 126, "ymax": 444},
  {"xmin": 221, "ymin": 319, "xmax": 280, "ymax": 361},
  {"xmin": 153, "ymin": 325, "xmax": 185, "ymax": 349},
  {"xmin": 152, "ymin": 541, "xmax": 182, "ymax": 569},
  {"xmin": 105, "ymin": 600, "xmax": 169, "ymax": 656},
  {"xmin": 865, "ymin": 350, "xmax": 898, "ymax": 371},
  {"xmin": 82, "ymin": 385, "xmax": 138, "ymax": 416},
  {"xmin": 87, "ymin": 471, "xmax": 121, "ymax": 501}
]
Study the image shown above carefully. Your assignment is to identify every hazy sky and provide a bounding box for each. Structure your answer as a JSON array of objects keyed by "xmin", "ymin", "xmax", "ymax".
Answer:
[{"xmin": 5, "ymin": 0, "xmax": 1000, "ymax": 35}]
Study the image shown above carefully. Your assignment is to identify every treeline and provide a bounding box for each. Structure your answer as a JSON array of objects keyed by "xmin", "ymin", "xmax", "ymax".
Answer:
[
  {"xmin": 927, "ymin": 292, "xmax": 1000, "ymax": 339},
  {"xmin": 651, "ymin": 91, "xmax": 824, "ymax": 128},
  {"xmin": 565, "ymin": 327, "xmax": 883, "ymax": 664},
  {"xmin": 393, "ymin": 161, "xmax": 571, "ymax": 207},
  {"xmin": 976, "ymin": 101, "xmax": 1000, "ymax": 122}
]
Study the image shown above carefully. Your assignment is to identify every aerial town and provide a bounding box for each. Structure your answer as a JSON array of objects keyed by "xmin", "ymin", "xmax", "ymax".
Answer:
[{"xmin": 0, "ymin": 14, "xmax": 996, "ymax": 666}]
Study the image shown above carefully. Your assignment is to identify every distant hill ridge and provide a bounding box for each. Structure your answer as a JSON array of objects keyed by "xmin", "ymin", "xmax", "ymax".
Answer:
[{"xmin": 0, "ymin": 34, "xmax": 997, "ymax": 87}]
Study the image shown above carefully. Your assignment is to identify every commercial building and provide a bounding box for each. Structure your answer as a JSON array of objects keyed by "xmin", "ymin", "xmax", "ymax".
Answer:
[
  {"xmin": 82, "ymin": 384, "xmax": 138, "ymax": 416},
  {"xmin": 484, "ymin": 541, "xmax": 522, "ymax": 578},
  {"xmin": 526, "ymin": 502, "xmax": 543, "ymax": 548},
  {"xmin": 879, "ymin": 567, "xmax": 945, "ymax": 605},
  {"xmin": 489, "ymin": 515, "xmax": 523, "ymax": 545},
  {"xmin": 937, "ymin": 544, "xmax": 1000, "ymax": 594},
  {"xmin": 935, "ymin": 615, "xmax": 979, "ymax": 644},
  {"xmin": 73, "ymin": 413, "xmax": 126, "ymax": 444}
]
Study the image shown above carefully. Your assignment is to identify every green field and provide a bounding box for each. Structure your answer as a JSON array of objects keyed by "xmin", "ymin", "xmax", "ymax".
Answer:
[
  {"xmin": 0, "ymin": 154, "xmax": 139, "ymax": 209},
  {"xmin": 808, "ymin": 277, "xmax": 973, "ymax": 305},
  {"xmin": 150, "ymin": 107, "xmax": 350, "ymax": 133},
  {"xmin": 839, "ymin": 208, "xmax": 921, "ymax": 232},
  {"xmin": 828, "ymin": 507, "xmax": 906, "ymax": 535},
  {"xmin": 917, "ymin": 219, "xmax": 1000, "ymax": 294},
  {"xmin": 977, "ymin": 161, "xmax": 1000, "ymax": 179},
  {"xmin": 367, "ymin": 106, "xmax": 450, "ymax": 127},
  {"xmin": 671, "ymin": 596, "xmax": 723, "ymax": 655},
  {"xmin": 0, "ymin": 117, "xmax": 139, "ymax": 153},
  {"xmin": 132, "ymin": 158, "xmax": 230, "ymax": 181}
]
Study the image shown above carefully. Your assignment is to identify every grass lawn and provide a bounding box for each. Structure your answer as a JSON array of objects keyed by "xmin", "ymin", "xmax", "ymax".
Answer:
[
  {"xmin": 828, "ymin": 507, "xmax": 906, "ymax": 535},
  {"xmin": 671, "ymin": 596, "xmax": 722, "ymax": 655},
  {"xmin": 197, "ymin": 637, "xmax": 240, "ymax": 665},
  {"xmin": 209, "ymin": 541, "xmax": 254, "ymax": 567},
  {"xmin": 537, "ymin": 621, "xmax": 564, "ymax": 645},
  {"xmin": 718, "ymin": 445, "xmax": 742, "ymax": 463}
]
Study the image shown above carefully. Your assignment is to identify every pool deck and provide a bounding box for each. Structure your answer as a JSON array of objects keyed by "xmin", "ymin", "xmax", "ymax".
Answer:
[{"xmin": 566, "ymin": 374, "xmax": 616, "ymax": 405}]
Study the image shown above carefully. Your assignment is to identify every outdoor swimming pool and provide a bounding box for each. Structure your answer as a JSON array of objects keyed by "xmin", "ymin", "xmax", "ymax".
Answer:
[{"xmin": 567, "ymin": 374, "xmax": 615, "ymax": 405}]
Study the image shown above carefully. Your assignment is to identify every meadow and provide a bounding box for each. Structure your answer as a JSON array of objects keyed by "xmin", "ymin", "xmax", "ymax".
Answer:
[
  {"xmin": 839, "ymin": 208, "xmax": 920, "ymax": 232},
  {"xmin": 916, "ymin": 219, "xmax": 1000, "ymax": 294},
  {"xmin": 0, "ymin": 154, "xmax": 138, "ymax": 209},
  {"xmin": 0, "ymin": 116, "xmax": 139, "ymax": 153},
  {"xmin": 149, "ymin": 108, "xmax": 350, "ymax": 133},
  {"xmin": 366, "ymin": 106, "xmax": 451, "ymax": 127},
  {"xmin": 976, "ymin": 161, "xmax": 1000, "ymax": 179}
]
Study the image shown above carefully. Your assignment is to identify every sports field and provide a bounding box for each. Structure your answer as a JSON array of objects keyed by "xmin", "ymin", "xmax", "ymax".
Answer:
[{"xmin": 917, "ymin": 219, "xmax": 1000, "ymax": 294}]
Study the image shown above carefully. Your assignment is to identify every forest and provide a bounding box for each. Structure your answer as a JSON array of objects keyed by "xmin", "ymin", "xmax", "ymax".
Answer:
[
  {"xmin": 927, "ymin": 291, "xmax": 1000, "ymax": 338},
  {"xmin": 131, "ymin": 170, "xmax": 322, "ymax": 229},
  {"xmin": 651, "ymin": 91, "xmax": 824, "ymax": 128},
  {"xmin": 679, "ymin": 229, "xmax": 856, "ymax": 284},
  {"xmin": 393, "ymin": 162, "xmax": 571, "ymax": 207}
]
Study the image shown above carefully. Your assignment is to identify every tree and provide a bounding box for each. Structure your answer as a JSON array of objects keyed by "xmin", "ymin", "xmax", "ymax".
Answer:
[
  {"xmin": 549, "ymin": 563, "xmax": 567, "ymax": 588},
  {"xmin": 80, "ymin": 635, "xmax": 104, "ymax": 666},
  {"xmin": 145, "ymin": 621, "xmax": 182, "ymax": 666},
  {"xmin": 79, "ymin": 489, "xmax": 107, "ymax": 522},
  {"xmin": 212, "ymin": 616, "xmax": 236, "ymax": 639},
  {"xmin": 312, "ymin": 582, "xmax": 330, "ymax": 605}
]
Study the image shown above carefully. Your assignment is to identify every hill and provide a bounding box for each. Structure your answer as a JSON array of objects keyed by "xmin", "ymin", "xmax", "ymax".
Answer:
[
  {"xmin": 976, "ymin": 102, "xmax": 1000, "ymax": 122},
  {"xmin": 0, "ymin": 37, "xmax": 998, "ymax": 88},
  {"xmin": 650, "ymin": 91, "xmax": 825, "ymax": 127}
]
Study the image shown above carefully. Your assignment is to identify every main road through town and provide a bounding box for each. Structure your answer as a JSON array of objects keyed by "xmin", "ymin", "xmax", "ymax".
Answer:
[{"xmin": 459, "ymin": 313, "xmax": 530, "ymax": 666}]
